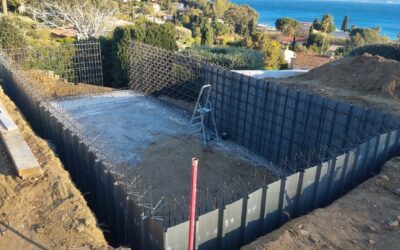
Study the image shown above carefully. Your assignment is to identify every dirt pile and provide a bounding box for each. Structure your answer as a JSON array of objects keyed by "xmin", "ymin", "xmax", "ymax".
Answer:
[
  {"xmin": 297, "ymin": 54, "xmax": 400, "ymax": 98},
  {"xmin": 26, "ymin": 70, "xmax": 112, "ymax": 99},
  {"xmin": 242, "ymin": 157, "xmax": 400, "ymax": 250},
  {"xmin": 0, "ymin": 87, "xmax": 107, "ymax": 249}
]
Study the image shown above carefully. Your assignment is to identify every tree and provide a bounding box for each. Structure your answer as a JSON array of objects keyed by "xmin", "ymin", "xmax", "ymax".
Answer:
[
  {"xmin": 275, "ymin": 17, "xmax": 299, "ymax": 49},
  {"xmin": 312, "ymin": 18, "xmax": 321, "ymax": 30},
  {"xmin": 341, "ymin": 16, "xmax": 349, "ymax": 32},
  {"xmin": 349, "ymin": 27, "xmax": 390, "ymax": 46},
  {"xmin": 224, "ymin": 4, "xmax": 259, "ymax": 36},
  {"xmin": 213, "ymin": 0, "xmax": 229, "ymax": 17},
  {"xmin": 201, "ymin": 21, "xmax": 214, "ymax": 46},
  {"xmin": 110, "ymin": 20, "xmax": 178, "ymax": 88},
  {"xmin": 25, "ymin": 0, "xmax": 118, "ymax": 40},
  {"xmin": 318, "ymin": 14, "xmax": 335, "ymax": 54},
  {"xmin": 252, "ymin": 32, "xmax": 284, "ymax": 69},
  {"xmin": 0, "ymin": 17, "xmax": 26, "ymax": 49},
  {"xmin": 275, "ymin": 18, "xmax": 299, "ymax": 37},
  {"xmin": 2, "ymin": 0, "xmax": 7, "ymax": 15}
]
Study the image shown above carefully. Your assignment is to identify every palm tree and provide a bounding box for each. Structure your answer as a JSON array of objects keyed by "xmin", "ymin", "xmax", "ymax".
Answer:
[
  {"xmin": 320, "ymin": 15, "xmax": 334, "ymax": 55},
  {"xmin": 2, "ymin": 0, "xmax": 7, "ymax": 15}
]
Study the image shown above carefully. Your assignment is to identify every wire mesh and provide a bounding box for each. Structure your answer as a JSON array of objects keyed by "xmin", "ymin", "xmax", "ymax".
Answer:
[
  {"xmin": 1, "ymin": 41, "xmax": 103, "ymax": 86},
  {"xmin": 129, "ymin": 42, "xmax": 208, "ymax": 112}
]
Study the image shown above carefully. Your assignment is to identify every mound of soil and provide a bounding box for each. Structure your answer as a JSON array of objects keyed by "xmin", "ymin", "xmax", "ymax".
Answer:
[
  {"xmin": 297, "ymin": 54, "xmax": 400, "ymax": 98},
  {"xmin": 0, "ymin": 87, "xmax": 107, "ymax": 249},
  {"xmin": 26, "ymin": 70, "xmax": 112, "ymax": 99}
]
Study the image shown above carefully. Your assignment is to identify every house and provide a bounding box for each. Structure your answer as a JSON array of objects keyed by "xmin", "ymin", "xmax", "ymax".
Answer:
[
  {"xmin": 293, "ymin": 53, "xmax": 334, "ymax": 70},
  {"xmin": 284, "ymin": 47, "xmax": 296, "ymax": 68}
]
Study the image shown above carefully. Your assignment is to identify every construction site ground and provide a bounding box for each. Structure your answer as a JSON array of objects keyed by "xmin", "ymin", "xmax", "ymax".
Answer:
[
  {"xmin": 243, "ymin": 55, "xmax": 400, "ymax": 249},
  {"xmin": 0, "ymin": 86, "xmax": 107, "ymax": 249},
  {"xmin": 52, "ymin": 91, "xmax": 278, "ymax": 218}
]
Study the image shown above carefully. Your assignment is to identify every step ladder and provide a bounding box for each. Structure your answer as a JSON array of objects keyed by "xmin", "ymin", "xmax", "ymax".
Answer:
[{"xmin": 186, "ymin": 84, "xmax": 218, "ymax": 143}]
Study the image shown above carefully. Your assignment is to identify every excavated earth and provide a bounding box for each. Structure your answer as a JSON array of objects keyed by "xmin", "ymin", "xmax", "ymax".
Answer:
[
  {"xmin": 266, "ymin": 54, "xmax": 400, "ymax": 116},
  {"xmin": 0, "ymin": 86, "xmax": 108, "ymax": 249},
  {"xmin": 244, "ymin": 55, "xmax": 400, "ymax": 249}
]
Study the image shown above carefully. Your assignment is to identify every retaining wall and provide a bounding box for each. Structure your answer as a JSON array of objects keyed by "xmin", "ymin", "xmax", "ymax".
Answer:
[
  {"xmin": 206, "ymin": 65, "xmax": 399, "ymax": 170},
  {"xmin": 1, "ymin": 46, "xmax": 400, "ymax": 250}
]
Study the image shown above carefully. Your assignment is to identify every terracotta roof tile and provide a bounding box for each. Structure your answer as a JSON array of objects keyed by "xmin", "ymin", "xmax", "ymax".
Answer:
[{"xmin": 293, "ymin": 53, "xmax": 335, "ymax": 70}]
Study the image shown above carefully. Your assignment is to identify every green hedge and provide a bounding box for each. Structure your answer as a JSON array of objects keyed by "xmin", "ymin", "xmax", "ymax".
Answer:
[
  {"xmin": 108, "ymin": 21, "xmax": 178, "ymax": 88},
  {"xmin": 0, "ymin": 17, "xmax": 27, "ymax": 49},
  {"xmin": 349, "ymin": 44, "xmax": 400, "ymax": 61},
  {"xmin": 180, "ymin": 46, "xmax": 264, "ymax": 70}
]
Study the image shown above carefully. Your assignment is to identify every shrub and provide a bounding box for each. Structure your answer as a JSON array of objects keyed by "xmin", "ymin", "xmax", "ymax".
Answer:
[
  {"xmin": 181, "ymin": 46, "xmax": 265, "ymax": 70},
  {"xmin": 110, "ymin": 21, "xmax": 178, "ymax": 88},
  {"xmin": 349, "ymin": 43, "xmax": 400, "ymax": 61},
  {"xmin": 26, "ymin": 28, "xmax": 52, "ymax": 41},
  {"xmin": 0, "ymin": 17, "xmax": 27, "ymax": 49}
]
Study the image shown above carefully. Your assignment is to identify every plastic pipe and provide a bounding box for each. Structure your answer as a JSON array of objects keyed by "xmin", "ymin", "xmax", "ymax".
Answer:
[{"xmin": 188, "ymin": 157, "xmax": 198, "ymax": 250}]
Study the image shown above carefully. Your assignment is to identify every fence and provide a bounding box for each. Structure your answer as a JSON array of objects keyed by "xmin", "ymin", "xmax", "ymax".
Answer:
[{"xmin": 0, "ymin": 41, "xmax": 399, "ymax": 250}]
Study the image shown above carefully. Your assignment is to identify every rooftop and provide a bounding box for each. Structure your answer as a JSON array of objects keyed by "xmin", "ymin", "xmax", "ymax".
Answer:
[{"xmin": 293, "ymin": 53, "xmax": 335, "ymax": 70}]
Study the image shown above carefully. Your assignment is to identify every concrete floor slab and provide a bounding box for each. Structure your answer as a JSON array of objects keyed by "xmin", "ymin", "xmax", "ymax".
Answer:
[{"xmin": 52, "ymin": 91, "xmax": 277, "ymax": 220}]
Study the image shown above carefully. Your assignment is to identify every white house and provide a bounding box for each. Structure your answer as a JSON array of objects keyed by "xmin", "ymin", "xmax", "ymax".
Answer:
[{"xmin": 284, "ymin": 47, "xmax": 296, "ymax": 69}]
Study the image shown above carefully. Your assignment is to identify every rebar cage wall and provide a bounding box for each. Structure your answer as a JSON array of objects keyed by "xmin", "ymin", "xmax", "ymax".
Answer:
[{"xmin": 1, "ymin": 41, "xmax": 103, "ymax": 86}]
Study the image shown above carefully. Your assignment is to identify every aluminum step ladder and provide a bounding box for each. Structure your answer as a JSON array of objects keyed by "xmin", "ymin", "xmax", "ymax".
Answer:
[{"xmin": 186, "ymin": 84, "xmax": 218, "ymax": 143}]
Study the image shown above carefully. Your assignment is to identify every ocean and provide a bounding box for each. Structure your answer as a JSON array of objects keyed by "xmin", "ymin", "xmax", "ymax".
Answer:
[{"xmin": 231, "ymin": 0, "xmax": 400, "ymax": 39}]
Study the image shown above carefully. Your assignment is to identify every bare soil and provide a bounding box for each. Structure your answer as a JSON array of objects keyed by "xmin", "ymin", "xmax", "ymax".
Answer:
[
  {"xmin": 136, "ymin": 135, "xmax": 278, "ymax": 219},
  {"xmin": 0, "ymin": 87, "xmax": 107, "ymax": 249},
  {"xmin": 298, "ymin": 54, "xmax": 400, "ymax": 98},
  {"xmin": 266, "ymin": 55, "xmax": 400, "ymax": 116},
  {"xmin": 26, "ymin": 69, "xmax": 112, "ymax": 99},
  {"xmin": 242, "ymin": 156, "xmax": 400, "ymax": 250}
]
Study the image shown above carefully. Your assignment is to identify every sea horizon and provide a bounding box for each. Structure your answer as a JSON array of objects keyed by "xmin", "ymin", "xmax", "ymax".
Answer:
[{"xmin": 231, "ymin": 0, "xmax": 400, "ymax": 39}]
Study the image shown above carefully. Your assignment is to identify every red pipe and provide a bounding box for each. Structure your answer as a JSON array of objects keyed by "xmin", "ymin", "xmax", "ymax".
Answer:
[{"xmin": 188, "ymin": 157, "xmax": 198, "ymax": 250}]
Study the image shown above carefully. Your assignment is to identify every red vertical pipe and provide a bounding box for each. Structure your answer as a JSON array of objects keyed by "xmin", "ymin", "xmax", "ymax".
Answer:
[{"xmin": 188, "ymin": 157, "xmax": 198, "ymax": 250}]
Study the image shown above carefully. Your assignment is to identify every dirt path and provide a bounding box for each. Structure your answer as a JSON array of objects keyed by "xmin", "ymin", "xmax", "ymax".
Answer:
[
  {"xmin": 242, "ymin": 156, "xmax": 400, "ymax": 250},
  {"xmin": 0, "ymin": 87, "xmax": 107, "ymax": 249}
]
